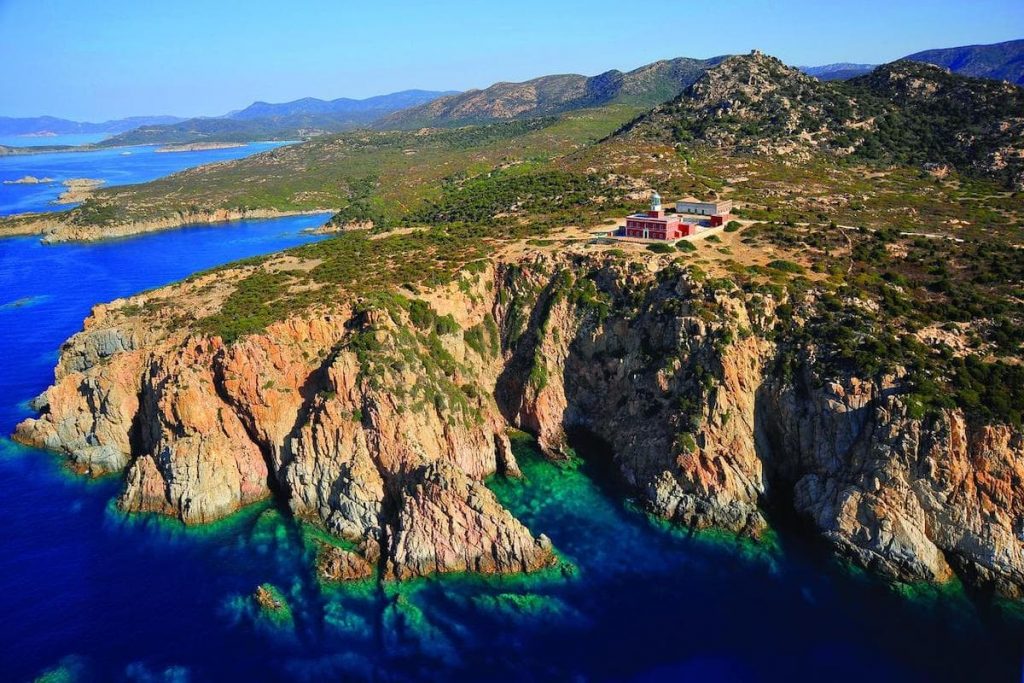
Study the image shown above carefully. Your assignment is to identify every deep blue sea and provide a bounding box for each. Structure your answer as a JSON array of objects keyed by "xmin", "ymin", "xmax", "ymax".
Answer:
[
  {"xmin": 0, "ymin": 141, "xmax": 290, "ymax": 215},
  {"xmin": 0, "ymin": 149, "xmax": 1022, "ymax": 682}
]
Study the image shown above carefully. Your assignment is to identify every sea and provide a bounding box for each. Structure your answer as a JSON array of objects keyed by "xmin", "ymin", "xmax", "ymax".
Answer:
[
  {"xmin": 0, "ymin": 144, "xmax": 1022, "ymax": 682},
  {"xmin": 0, "ymin": 140, "xmax": 290, "ymax": 216},
  {"xmin": 0, "ymin": 134, "xmax": 112, "ymax": 148}
]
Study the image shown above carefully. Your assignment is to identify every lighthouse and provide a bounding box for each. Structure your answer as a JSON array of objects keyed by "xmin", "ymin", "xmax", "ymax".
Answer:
[{"xmin": 623, "ymin": 189, "xmax": 692, "ymax": 240}]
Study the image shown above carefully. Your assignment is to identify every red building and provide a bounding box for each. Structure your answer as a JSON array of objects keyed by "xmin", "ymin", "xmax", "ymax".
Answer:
[{"xmin": 623, "ymin": 192, "xmax": 696, "ymax": 240}]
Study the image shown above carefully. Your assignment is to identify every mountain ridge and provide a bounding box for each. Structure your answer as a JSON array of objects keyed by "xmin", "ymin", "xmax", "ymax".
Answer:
[
  {"xmin": 100, "ymin": 89, "xmax": 458, "ymax": 146},
  {"xmin": 0, "ymin": 115, "xmax": 185, "ymax": 137},
  {"xmin": 800, "ymin": 63, "xmax": 876, "ymax": 81},
  {"xmin": 905, "ymin": 38, "xmax": 1024, "ymax": 85},
  {"xmin": 380, "ymin": 56, "xmax": 728, "ymax": 128},
  {"xmin": 228, "ymin": 89, "xmax": 460, "ymax": 120}
]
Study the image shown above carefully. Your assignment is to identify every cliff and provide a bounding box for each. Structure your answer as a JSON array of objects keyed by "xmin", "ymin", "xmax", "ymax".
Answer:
[
  {"xmin": 0, "ymin": 208, "xmax": 327, "ymax": 243},
  {"xmin": 15, "ymin": 249, "xmax": 1024, "ymax": 593}
]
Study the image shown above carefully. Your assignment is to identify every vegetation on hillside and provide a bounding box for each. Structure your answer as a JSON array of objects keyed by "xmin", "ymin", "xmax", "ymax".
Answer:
[
  {"xmin": 625, "ymin": 53, "xmax": 1024, "ymax": 188},
  {"xmin": 10, "ymin": 49, "xmax": 1024, "ymax": 427},
  {"xmin": 25, "ymin": 107, "xmax": 640, "ymax": 233}
]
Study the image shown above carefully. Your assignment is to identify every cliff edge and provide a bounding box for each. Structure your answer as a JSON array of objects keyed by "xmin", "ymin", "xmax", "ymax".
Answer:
[{"xmin": 15, "ymin": 248, "xmax": 1024, "ymax": 593}]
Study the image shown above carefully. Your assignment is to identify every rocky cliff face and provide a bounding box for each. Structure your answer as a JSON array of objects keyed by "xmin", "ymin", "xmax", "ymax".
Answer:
[
  {"xmin": 1, "ymin": 208, "xmax": 327, "ymax": 244},
  {"xmin": 16, "ymin": 250, "xmax": 1024, "ymax": 593}
]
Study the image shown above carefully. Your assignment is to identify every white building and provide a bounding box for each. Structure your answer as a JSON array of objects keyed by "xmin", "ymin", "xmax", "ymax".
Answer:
[{"xmin": 676, "ymin": 197, "xmax": 733, "ymax": 216}]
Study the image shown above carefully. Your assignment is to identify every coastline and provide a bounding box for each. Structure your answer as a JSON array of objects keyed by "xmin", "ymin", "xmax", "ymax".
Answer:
[
  {"xmin": 0, "ymin": 138, "xmax": 299, "ymax": 157},
  {"xmin": 155, "ymin": 142, "xmax": 247, "ymax": 153},
  {"xmin": 0, "ymin": 208, "xmax": 334, "ymax": 243}
]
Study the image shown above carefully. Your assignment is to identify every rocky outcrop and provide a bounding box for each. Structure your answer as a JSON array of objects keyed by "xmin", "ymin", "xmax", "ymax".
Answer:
[
  {"xmin": 16, "ymin": 271, "xmax": 555, "ymax": 580},
  {"xmin": 759, "ymin": 374, "xmax": 1024, "ymax": 594},
  {"xmin": 15, "ymin": 250, "xmax": 1024, "ymax": 593},
  {"xmin": 0, "ymin": 208, "xmax": 329, "ymax": 244},
  {"xmin": 2, "ymin": 175, "xmax": 54, "ymax": 185},
  {"xmin": 155, "ymin": 142, "xmax": 245, "ymax": 153},
  {"xmin": 56, "ymin": 178, "xmax": 105, "ymax": 204},
  {"xmin": 317, "ymin": 544, "xmax": 375, "ymax": 582},
  {"xmin": 623, "ymin": 52, "xmax": 1024, "ymax": 188},
  {"xmin": 37, "ymin": 208, "xmax": 327, "ymax": 244}
]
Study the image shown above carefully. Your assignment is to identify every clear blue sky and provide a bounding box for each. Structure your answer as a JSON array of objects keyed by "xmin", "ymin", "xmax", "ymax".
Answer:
[{"xmin": 1, "ymin": 0, "xmax": 1021, "ymax": 121}]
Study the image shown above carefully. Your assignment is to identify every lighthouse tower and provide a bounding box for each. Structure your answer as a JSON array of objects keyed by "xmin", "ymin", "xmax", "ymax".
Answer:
[{"xmin": 647, "ymin": 190, "xmax": 665, "ymax": 218}]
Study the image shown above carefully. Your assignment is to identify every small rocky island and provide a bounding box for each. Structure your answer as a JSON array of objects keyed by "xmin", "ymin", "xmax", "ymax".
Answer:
[{"xmin": 3, "ymin": 175, "xmax": 55, "ymax": 185}]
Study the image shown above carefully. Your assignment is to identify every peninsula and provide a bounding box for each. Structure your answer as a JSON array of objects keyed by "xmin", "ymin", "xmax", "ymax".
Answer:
[
  {"xmin": 155, "ymin": 142, "xmax": 246, "ymax": 153},
  {"xmin": 12, "ymin": 52, "xmax": 1024, "ymax": 595}
]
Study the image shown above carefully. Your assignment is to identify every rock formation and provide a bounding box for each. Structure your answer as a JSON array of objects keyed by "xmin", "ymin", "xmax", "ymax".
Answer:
[{"xmin": 15, "ymin": 250, "xmax": 1024, "ymax": 593}]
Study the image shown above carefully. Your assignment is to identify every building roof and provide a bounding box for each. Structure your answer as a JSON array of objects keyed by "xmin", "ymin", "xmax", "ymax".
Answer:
[{"xmin": 677, "ymin": 196, "xmax": 730, "ymax": 205}]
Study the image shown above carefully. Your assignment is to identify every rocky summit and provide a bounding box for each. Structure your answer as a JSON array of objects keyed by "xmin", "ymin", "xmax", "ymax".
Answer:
[{"xmin": 626, "ymin": 51, "xmax": 1024, "ymax": 188}]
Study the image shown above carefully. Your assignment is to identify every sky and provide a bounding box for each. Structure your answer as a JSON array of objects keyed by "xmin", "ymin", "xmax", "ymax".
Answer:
[{"xmin": 1, "ymin": 0, "xmax": 1022, "ymax": 121}]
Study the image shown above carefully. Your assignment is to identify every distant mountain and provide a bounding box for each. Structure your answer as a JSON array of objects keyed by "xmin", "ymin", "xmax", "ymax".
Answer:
[
  {"xmin": 904, "ymin": 38, "xmax": 1024, "ymax": 85},
  {"xmin": 230, "ymin": 90, "xmax": 457, "ymax": 120},
  {"xmin": 381, "ymin": 56, "xmax": 728, "ymax": 128},
  {"xmin": 101, "ymin": 90, "xmax": 457, "ymax": 146},
  {"xmin": 621, "ymin": 51, "xmax": 1024, "ymax": 187},
  {"xmin": 800, "ymin": 63, "xmax": 876, "ymax": 81},
  {"xmin": 0, "ymin": 115, "xmax": 185, "ymax": 137}
]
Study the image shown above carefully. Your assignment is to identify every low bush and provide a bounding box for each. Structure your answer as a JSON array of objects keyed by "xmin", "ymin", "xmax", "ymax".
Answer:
[{"xmin": 647, "ymin": 242, "xmax": 675, "ymax": 254}]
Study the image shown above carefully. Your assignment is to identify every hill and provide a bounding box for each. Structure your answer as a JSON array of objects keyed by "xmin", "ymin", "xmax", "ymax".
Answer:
[
  {"xmin": 100, "ymin": 90, "xmax": 456, "ymax": 146},
  {"xmin": 380, "ymin": 56, "xmax": 726, "ymax": 128},
  {"xmin": 622, "ymin": 51, "xmax": 1024, "ymax": 188},
  {"xmin": 7, "ymin": 104, "xmax": 644, "ymax": 241},
  {"xmin": 905, "ymin": 38, "xmax": 1024, "ymax": 85},
  {"xmin": 6, "ymin": 49, "xmax": 1023, "ymax": 242},
  {"xmin": 0, "ymin": 114, "xmax": 184, "ymax": 137}
]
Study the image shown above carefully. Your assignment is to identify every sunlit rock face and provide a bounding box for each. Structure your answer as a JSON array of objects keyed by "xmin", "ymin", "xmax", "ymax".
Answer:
[{"xmin": 16, "ymin": 250, "xmax": 1024, "ymax": 593}]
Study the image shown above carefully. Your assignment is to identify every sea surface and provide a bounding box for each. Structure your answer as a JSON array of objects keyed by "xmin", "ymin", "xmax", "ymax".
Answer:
[
  {"xmin": 0, "ymin": 151, "xmax": 1023, "ymax": 683},
  {"xmin": 0, "ymin": 134, "xmax": 112, "ymax": 148},
  {"xmin": 0, "ymin": 141, "xmax": 290, "ymax": 216}
]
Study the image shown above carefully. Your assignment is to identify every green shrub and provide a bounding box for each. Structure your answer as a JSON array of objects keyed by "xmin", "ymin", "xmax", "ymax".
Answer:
[
  {"xmin": 767, "ymin": 259, "xmax": 806, "ymax": 274},
  {"xmin": 434, "ymin": 313, "xmax": 460, "ymax": 336},
  {"xmin": 675, "ymin": 432, "xmax": 698, "ymax": 454},
  {"xmin": 647, "ymin": 242, "xmax": 675, "ymax": 254}
]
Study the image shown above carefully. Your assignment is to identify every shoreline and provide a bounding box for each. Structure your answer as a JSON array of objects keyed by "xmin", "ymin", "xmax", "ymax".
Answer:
[
  {"xmin": 0, "ymin": 208, "xmax": 334, "ymax": 244},
  {"xmin": 155, "ymin": 142, "xmax": 247, "ymax": 153},
  {"xmin": 0, "ymin": 138, "xmax": 300, "ymax": 157}
]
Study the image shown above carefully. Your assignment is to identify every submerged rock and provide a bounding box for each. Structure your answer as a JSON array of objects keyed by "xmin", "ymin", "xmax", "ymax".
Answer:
[{"xmin": 253, "ymin": 583, "xmax": 292, "ymax": 625}]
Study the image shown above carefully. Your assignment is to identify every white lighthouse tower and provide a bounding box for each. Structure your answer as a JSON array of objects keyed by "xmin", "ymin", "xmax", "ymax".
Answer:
[{"xmin": 650, "ymin": 190, "xmax": 662, "ymax": 213}]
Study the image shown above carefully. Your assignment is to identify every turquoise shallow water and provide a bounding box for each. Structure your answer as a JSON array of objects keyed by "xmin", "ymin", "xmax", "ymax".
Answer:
[{"xmin": 0, "ymin": 151, "xmax": 1022, "ymax": 682}]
